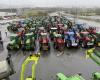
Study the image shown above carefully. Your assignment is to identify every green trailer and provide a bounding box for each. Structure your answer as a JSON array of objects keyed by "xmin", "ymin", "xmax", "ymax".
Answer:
[
  {"xmin": 86, "ymin": 48, "xmax": 100, "ymax": 65},
  {"xmin": 21, "ymin": 54, "xmax": 40, "ymax": 80},
  {"xmin": 56, "ymin": 73, "xmax": 85, "ymax": 80},
  {"xmin": 92, "ymin": 72, "xmax": 100, "ymax": 80}
]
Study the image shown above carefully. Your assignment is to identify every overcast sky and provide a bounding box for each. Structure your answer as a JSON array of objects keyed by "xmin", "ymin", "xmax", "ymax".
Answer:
[{"xmin": 0, "ymin": 0, "xmax": 99, "ymax": 8}]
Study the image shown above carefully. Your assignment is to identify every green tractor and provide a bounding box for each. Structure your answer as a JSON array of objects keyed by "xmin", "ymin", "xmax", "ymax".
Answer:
[
  {"xmin": 24, "ymin": 33, "xmax": 35, "ymax": 51},
  {"xmin": 7, "ymin": 34, "xmax": 21, "ymax": 50},
  {"xmin": 7, "ymin": 23, "xmax": 18, "ymax": 33},
  {"xmin": 56, "ymin": 73, "xmax": 85, "ymax": 80},
  {"xmin": 95, "ymin": 32, "xmax": 100, "ymax": 47},
  {"xmin": 50, "ymin": 27, "xmax": 58, "ymax": 40}
]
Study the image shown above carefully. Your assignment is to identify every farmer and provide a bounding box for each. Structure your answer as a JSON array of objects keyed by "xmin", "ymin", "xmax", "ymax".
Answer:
[
  {"xmin": 5, "ymin": 30, "xmax": 7, "ymax": 37},
  {"xmin": 0, "ymin": 37, "xmax": 3, "ymax": 48},
  {"xmin": 6, "ymin": 54, "xmax": 15, "ymax": 74}
]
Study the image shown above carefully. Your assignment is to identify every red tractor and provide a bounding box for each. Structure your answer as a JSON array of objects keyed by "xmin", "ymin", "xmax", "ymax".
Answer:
[
  {"xmin": 53, "ymin": 34, "xmax": 64, "ymax": 51},
  {"xmin": 87, "ymin": 27, "xmax": 96, "ymax": 34},
  {"xmin": 79, "ymin": 31, "xmax": 95, "ymax": 48},
  {"xmin": 39, "ymin": 33, "xmax": 50, "ymax": 51},
  {"xmin": 38, "ymin": 27, "xmax": 46, "ymax": 35}
]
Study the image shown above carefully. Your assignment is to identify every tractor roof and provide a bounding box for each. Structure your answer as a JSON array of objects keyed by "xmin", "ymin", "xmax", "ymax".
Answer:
[
  {"xmin": 58, "ymin": 24, "xmax": 63, "ymax": 25},
  {"xmin": 67, "ymin": 31, "xmax": 75, "ymax": 35},
  {"xmin": 41, "ymin": 33, "xmax": 47, "ymax": 36},
  {"xmin": 39, "ymin": 27, "xmax": 44, "ymax": 30},
  {"xmin": 10, "ymin": 34, "xmax": 18, "ymax": 37},
  {"xmin": 81, "ymin": 31, "xmax": 89, "ymax": 34},
  {"xmin": 25, "ymin": 33, "xmax": 33, "ymax": 36},
  {"xmin": 9, "ymin": 40, "xmax": 15, "ymax": 44},
  {"xmin": 56, "ymin": 73, "xmax": 68, "ymax": 80},
  {"xmin": 51, "ymin": 27, "xmax": 57, "ymax": 30},
  {"xmin": 55, "ymin": 34, "xmax": 62, "ymax": 37},
  {"xmin": 30, "ymin": 28, "xmax": 35, "ymax": 30}
]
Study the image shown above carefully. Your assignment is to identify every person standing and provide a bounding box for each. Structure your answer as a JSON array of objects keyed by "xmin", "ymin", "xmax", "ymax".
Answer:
[{"xmin": 5, "ymin": 30, "xmax": 7, "ymax": 37}]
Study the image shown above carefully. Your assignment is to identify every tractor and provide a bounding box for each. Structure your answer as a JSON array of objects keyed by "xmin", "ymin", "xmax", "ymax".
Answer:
[
  {"xmin": 23, "ymin": 33, "xmax": 35, "ymax": 51},
  {"xmin": 7, "ymin": 23, "xmax": 18, "ymax": 33},
  {"xmin": 53, "ymin": 34, "xmax": 64, "ymax": 51},
  {"xmin": 57, "ymin": 23, "xmax": 64, "ymax": 31},
  {"xmin": 50, "ymin": 27, "xmax": 58, "ymax": 40},
  {"xmin": 39, "ymin": 33, "xmax": 50, "ymax": 51},
  {"xmin": 74, "ymin": 23, "xmax": 86, "ymax": 32},
  {"xmin": 38, "ymin": 27, "xmax": 46, "ymax": 35},
  {"xmin": 79, "ymin": 31, "xmax": 95, "ymax": 48},
  {"xmin": 87, "ymin": 27, "xmax": 96, "ymax": 34},
  {"xmin": 21, "ymin": 54, "xmax": 40, "ymax": 80},
  {"xmin": 64, "ymin": 31, "xmax": 79, "ymax": 48},
  {"xmin": 7, "ymin": 34, "xmax": 21, "ymax": 50},
  {"xmin": 56, "ymin": 73, "xmax": 85, "ymax": 80},
  {"xmin": 95, "ymin": 31, "xmax": 100, "ymax": 47},
  {"xmin": 0, "ymin": 54, "xmax": 15, "ymax": 80}
]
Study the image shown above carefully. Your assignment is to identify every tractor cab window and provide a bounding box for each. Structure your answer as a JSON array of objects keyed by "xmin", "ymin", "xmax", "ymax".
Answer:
[
  {"xmin": 96, "ymin": 33, "xmax": 100, "ymax": 38},
  {"xmin": 42, "ymin": 35, "xmax": 47, "ymax": 38},
  {"xmin": 82, "ymin": 33, "xmax": 89, "ymax": 37},
  {"xmin": 42, "ymin": 43, "xmax": 48, "ymax": 46}
]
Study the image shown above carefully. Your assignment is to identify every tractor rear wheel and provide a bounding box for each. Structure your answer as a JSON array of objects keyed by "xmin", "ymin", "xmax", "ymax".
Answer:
[{"xmin": 7, "ymin": 44, "xmax": 11, "ymax": 50}]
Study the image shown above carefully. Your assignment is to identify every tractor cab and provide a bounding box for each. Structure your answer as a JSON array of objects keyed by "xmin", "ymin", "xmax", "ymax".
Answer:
[
  {"xmin": 39, "ymin": 33, "xmax": 50, "ymax": 51},
  {"xmin": 50, "ymin": 27, "xmax": 57, "ymax": 33},
  {"xmin": 38, "ymin": 27, "xmax": 45, "ymax": 34},
  {"xmin": 87, "ymin": 27, "xmax": 96, "ymax": 34},
  {"xmin": 96, "ymin": 32, "xmax": 100, "ymax": 46},
  {"xmin": 64, "ymin": 31, "xmax": 79, "ymax": 47},
  {"xmin": 75, "ymin": 23, "xmax": 86, "ymax": 32},
  {"xmin": 24, "ymin": 33, "xmax": 35, "ymax": 50},
  {"xmin": 50, "ymin": 27, "xmax": 58, "ymax": 40},
  {"xmin": 7, "ymin": 34, "xmax": 21, "ymax": 50},
  {"xmin": 10, "ymin": 34, "xmax": 18, "ymax": 41},
  {"xmin": 53, "ymin": 34, "xmax": 64, "ymax": 51},
  {"xmin": 80, "ymin": 31, "xmax": 95, "ymax": 47},
  {"xmin": 29, "ymin": 28, "xmax": 36, "ymax": 33},
  {"xmin": 57, "ymin": 23, "xmax": 64, "ymax": 29}
]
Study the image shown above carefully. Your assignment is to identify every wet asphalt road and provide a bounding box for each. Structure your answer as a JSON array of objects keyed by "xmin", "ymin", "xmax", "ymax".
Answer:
[{"xmin": 0, "ymin": 21, "xmax": 100, "ymax": 80}]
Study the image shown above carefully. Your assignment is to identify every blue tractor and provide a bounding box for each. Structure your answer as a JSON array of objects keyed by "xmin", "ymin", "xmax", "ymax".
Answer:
[
  {"xmin": 64, "ymin": 31, "xmax": 79, "ymax": 48},
  {"xmin": 74, "ymin": 23, "xmax": 86, "ymax": 32}
]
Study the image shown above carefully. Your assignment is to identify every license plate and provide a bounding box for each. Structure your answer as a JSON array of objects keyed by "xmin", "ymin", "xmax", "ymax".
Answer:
[
  {"xmin": 98, "ymin": 43, "xmax": 100, "ymax": 46},
  {"xmin": 72, "ymin": 43, "xmax": 77, "ymax": 46}
]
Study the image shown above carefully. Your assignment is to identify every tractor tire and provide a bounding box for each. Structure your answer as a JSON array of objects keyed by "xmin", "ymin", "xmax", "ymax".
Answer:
[
  {"xmin": 81, "ymin": 42, "xmax": 86, "ymax": 48},
  {"xmin": 53, "ymin": 42, "xmax": 56, "ymax": 49},
  {"xmin": 5, "ymin": 77, "xmax": 10, "ymax": 80},
  {"xmin": 7, "ymin": 44, "xmax": 11, "ymax": 50},
  {"xmin": 66, "ymin": 41, "xmax": 71, "ymax": 48}
]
